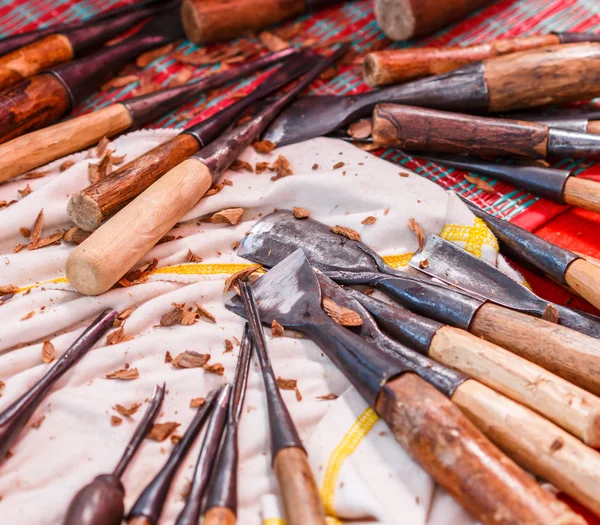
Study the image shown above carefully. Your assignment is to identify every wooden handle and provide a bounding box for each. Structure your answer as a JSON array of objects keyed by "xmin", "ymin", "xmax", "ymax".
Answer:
[
  {"xmin": 363, "ymin": 34, "xmax": 560, "ymax": 86},
  {"xmin": 0, "ymin": 104, "xmax": 133, "ymax": 183},
  {"xmin": 587, "ymin": 120, "xmax": 600, "ymax": 134},
  {"xmin": 182, "ymin": 0, "xmax": 306, "ymax": 44},
  {"xmin": 563, "ymin": 176, "xmax": 600, "ymax": 214},
  {"xmin": 372, "ymin": 104, "xmax": 549, "ymax": 159},
  {"xmin": 128, "ymin": 518, "xmax": 153, "ymax": 525},
  {"xmin": 66, "ymin": 158, "xmax": 212, "ymax": 295},
  {"xmin": 273, "ymin": 447, "xmax": 326, "ymax": 525},
  {"xmin": 0, "ymin": 73, "xmax": 71, "ymax": 145},
  {"xmin": 68, "ymin": 133, "xmax": 200, "ymax": 231},
  {"xmin": 376, "ymin": 372, "xmax": 581, "ymax": 525},
  {"xmin": 470, "ymin": 302, "xmax": 600, "ymax": 396},
  {"xmin": 565, "ymin": 258, "xmax": 600, "ymax": 311},
  {"xmin": 203, "ymin": 507, "xmax": 236, "ymax": 525},
  {"xmin": 484, "ymin": 43, "xmax": 600, "ymax": 112},
  {"xmin": 454, "ymin": 380, "xmax": 599, "ymax": 519},
  {"xmin": 430, "ymin": 326, "xmax": 600, "ymax": 447},
  {"xmin": 375, "ymin": 0, "xmax": 495, "ymax": 41},
  {"xmin": 0, "ymin": 34, "xmax": 74, "ymax": 92}
]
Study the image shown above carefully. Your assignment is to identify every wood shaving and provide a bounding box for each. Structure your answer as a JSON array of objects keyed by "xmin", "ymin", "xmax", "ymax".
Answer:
[
  {"xmin": 312, "ymin": 164, "xmax": 319, "ymax": 170},
  {"xmin": 113, "ymin": 403, "xmax": 141, "ymax": 418},
  {"xmin": 333, "ymin": 162, "xmax": 345, "ymax": 169},
  {"xmin": 323, "ymin": 297, "xmax": 363, "ymax": 327},
  {"xmin": 174, "ymin": 41, "xmax": 258, "ymax": 66},
  {"xmin": 23, "ymin": 171, "xmax": 46, "ymax": 179},
  {"xmin": 171, "ymin": 434, "xmax": 182, "ymax": 444},
  {"xmin": 195, "ymin": 303, "xmax": 216, "ymax": 323},
  {"xmin": 157, "ymin": 235, "xmax": 176, "ymax": 245},
  {"xmin": 255, "ymin": 161, "xmax": 270, "ymax": 174},
  {"xmin": 107, "ymin": 325, "xmax": 134, "ymax": 345},
  {"xmin": 271, "ymin": 320, "xmax": 284, "ymax": 337},
  {"xmin": 109, "ymin": 152, "xmax": 126, "ymax": 165},
  {"xmin": 28, "ymin": 231, "xmax": 63, "ymax": 251},
  {"xmin": 63, "ymin": 226, "xmax": 91, "ymax": 244},
  {"xmin": 223, "ymin": 264, "xmax": 261, "ymax": 293},
  {"xmin": 0, "ymin": 200, "xmax": 17, "ymax": 209},
  {"xmin": 259, "ymin": 31, "xmax": 289, "ymax": 52},
  {"xmin": 0, "ymin": 381, "xmax": 4, "ymax": 397},
  {"xmin": 190, "ymin": 397, "xmax": 205, "ymax": 408},
  {"xmin": 205, "ymin": 183, "xmax": 224, "ymax": 197},
  {"xmin": 361, "ymin": 216, "xmax": 376, "ymax": 225},
  {"xmin": 330, "ymin": 225, "xmax": 360, "ymax": 241},
  {"xmin": 464, "ymin": 174, "xmax": 494, "ymax": 193},
  {"xmin": 165, "ymin": 351, "xmax": 173, "ymax": 363},
  {"xmin": 180, "ymin": 309, "xmax": 197, "ymax": 326},
  {"xmin": 168, "ymin": 67, "xmax": 193, "ymax": 87},
  {"xmin": 20, "ymin": 311, "xmax": 35, "ymax": 321},
  {"xmin": 136, "ymin": 43, "xmax": 175, "ymax": 67},
  {"xmin": 252, "ymin": 139, "xmax": 276, "ymax": 154},
  {"xmin": 211, "ymin": 208, "xmax": 244, "ymax": 225},
  {"xmin": 384, "ymin": 208, "xmax": 389, "ymax": 216},
  {"xmin": 419, "ymin": 258, "xmax": 429, "ymax": 269},
  {"xmin": 269, "ymin": 155, "xmax": 293, "ymax": 181},
  {"xmin": 118, "ymin": 308, "xmax": 135, "ymax": 321},
  {"xmin": 277, "ymin": 377, "xmax": 297, "ymax": 390},
  {"xmin": 105, "ymin": 367, "xmax": 139, "ymax": 380},
  {"xmin": 292, "ymin": 207, "xmax": 310, "ymax": 219},
  {"xmin": 135, "ymin": 74, "xmax": 161, "ymax": 96},
  {"xmin": 348, "ymin": 119, "xmax": 372, "ymax": 139},
  {"xmin": 230, "ymin": 160, "xmax": 254, "ymax": 173},
  {"xmin": 317, "ymin": 393, "xmax": 338, "ymax": 401},
  {"xmin": 203, "ymin": 362, "xmax": 224, "ymax": 375},
  {"xmin": 88, "ymin": 154, "xmax": 112, "ymax": 184},
  {"xmin": 319, "ymin": 66, "xmax": 337, "ymax": 81},
  {"xmin": 408, "ymin": 218, "xmax": 424, "ymax": 251},
  {"xmin": 101, "ymin": 74, "xmax": 139, "ymax": 91},
  {"xmin": 172, "ymin": 351, "xmax": 211, "ymax": 369},
  {"xmin": 148, "ymin": 421, "xmax": 180, "ymax": 442},
  {"xmin": 399, "ymin": 172, "xmax": 410, "ymax": 177},
  {"xmin": 542, "ymin": 304, "xmax": 559, "ymax": 324},
  {"xmin": 0, "ymin": 285, "xmax": 18, "ymax": 295},
  {"xmin": 13, "ymin": 244, "xmax": 26, "ymax": 253},
  {"xmin": 31, "ymin": 415, "xmax": 46, "ymax": 429},
  {"xmin": 96, "ymin": 137, "xmax": 111, "ymax": 158},
  {"xmin": 354, "ymin": 141, "xmax": 384, "ymax": 151},
  {"xmin": 224, "ymin": 339, "xmax": 234, "ymax": 353},
  {"xmin": 184, "ymin": 249, "xmax": 203, "ymax": 263},
  {"xmin": 118, "ymin": 259, "xmax": 158, "ymax": 287},
  {"xmin": 231, "ymin": 240, "xmax": 240, "ymax": 250},
  {"xmin": 42, "ymin": 340, "xmax": 55, "ymax": 363},
  {"xmin": 222, "ymin": 179, "xmax": 233, "ymax": 187},
  {"xmin": 59, "ymin": 160, "xmax": 75, "ymax": 172},
  {"xmin": 161, "ymin": 304, "xmax": 184, "ymax": 326},
  {"xmin": 111, "ymin": 416, "xmax": 123, "ymax": 426},
  {"xmin": 18, "ymin": 184, "xmax": 32, "ymax": 198}
]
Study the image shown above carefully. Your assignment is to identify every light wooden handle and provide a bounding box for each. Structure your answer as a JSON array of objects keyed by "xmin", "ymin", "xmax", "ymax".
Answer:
[
  {"xmin": 470, "ymin": 303, "xmax": 600, "ymax": 396},
  {"xmin": 375, "ymin": 373, "xmax": 579, "ymax": 525},
  {"xmin": 363, "ymin": 34, "xmax": 559, "ymax": 86},
  {"xmin": 0, "ymin": 104, "xmax": 133, "ymax": 183},
  {"xmin": 565, "ymin": 258, "xmax": 600, "ymax": 311},
  {"xmin": 563, "ymin": 176, "xmax": 600, "ymax": 214},
  {"xmin": 203, "ymin": 507, "xmax": 236, "ymax": 525},
  {"xmin": 66, "ymin": 158, "xmax": 212, "ymax": 295},
  {"xmin": 587, "ymin": 120, "xmax": 600, "ymax": 134},
  {"xmin": 430, "ymin": 326, "xmax": 600, "ymax": 447},
  {"xmin": 0, "ymin": 34, "xmax": 74, "ymax": 91},
  {"xmin": 273, "ymin": 447, "xmax": 326, "ymax": 525},
  {"xmin": 454, "ymin": 379, "xmax": 600, "ymax": 519},
  {"xmin": 128, "ymin": 518, "xmax": 152, "ymax": 525}
]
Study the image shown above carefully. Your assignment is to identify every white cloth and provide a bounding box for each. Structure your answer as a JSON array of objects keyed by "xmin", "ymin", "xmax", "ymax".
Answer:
[{"xmin": 0, "ymin": 133, "xmax": 507, "ymax": 524}]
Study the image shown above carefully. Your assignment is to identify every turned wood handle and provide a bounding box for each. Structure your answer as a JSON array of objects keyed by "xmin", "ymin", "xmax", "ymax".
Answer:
[
  {"xmin": 587, "ymin": 120, "xmax": 600, "ymax": 134},
  {"xmin": 0, "ymin": 104, "xmax": 133, "ymax": 183},
  {"xmin": 375, "ymin": 0, "xmax": 494, "ymax": 41},
  {"xmin": 363, "ymin": 34, "xmax": 560, "ymax": 86},
  {"xmin": 453, "ymin": 379, "xmax": 599, "ymax": 519},
  {"xmin": 128, "ymin": 518, "xmax": 153, "ymax": 525},
  {"xmin": 66, "ymin": 158, "xmax": 212, "ymax": 295},
  {"xmin": 0, "ymin": 34, "xmax": 74, "ymax": 91},
  {"xmin": 273, "ymin": 447, "xmax": 326, "ymax": 525},
  {"xmin": 203, "ymin": 507, "xmax": 236, "ymax": 525},
  {"xmin": 565, "ymin": 258, "xmax": 600, "ymax": 311},
  {"xmin": 430, "ymin": 326, "xmax": 600, "ymax": 447},
  {"xmin": 68, "ymin": 133, "xmax": 200, "ymax": 231},
  {"xmin": 375, "ymin": 372, "xmax": 580, "ymax": 525},
  {"xmin": 0, "ymin": 73, "xmax": 71, "ymax": 145},
  {"xmin": 563, "ymin": 177, "xmax": 600, "ymax": 214},
  {"xmin": 483, "ymin": 43, "xmax": 600, "ymax": 112},
  {"xmin": 470, "ymin": 302, "xmax": 600, "ymax": 396},
  {"xmin": 372, "ymin": 103, "xmax": 549, "ymax": 159}
]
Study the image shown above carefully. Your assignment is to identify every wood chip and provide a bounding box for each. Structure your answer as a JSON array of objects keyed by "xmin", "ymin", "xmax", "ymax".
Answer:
[
  {"xmin": 111, "ymin": 415, "xmax": 123, "ymax": 426},
  {"xmin": 223, "ymin": 264, "xmax": 261, "ymax": 293},
  {"xmin": 24, "ymin": 171, "xmax": 46, "ymax": 179},
  {"xmin": 348, "ymin": 119, "xmax": 372, "ymax": 139},
  {"xmin": 118, "ymin": 308, "xmax": 135, "ymax": 321},
  {"xmin": 168, "ymin": 67, "xmax": 193, "ymax": 87},
  {"xmin": 333, "ymin": 162, "xmax": 345, "ymax": 169},
  {"xmin": 203, "ymin": 362, "xmax": 225, "ymax": 375},
  {"xmin": 361, "ymin": 216, "xmax": 376, "ymax": 225},
  {"xmin": 88, "ymin": 154, "xmax": 112, "ymax": 184},
  {"xmin": 190, "ymin": 397, "xmax": 205, "ymax": 408},
  {"xmin": 271, "ymin": 320, "xmax": 284, "ymax": 337},
  {"xmin": 319, "ymin": 66, "xmax": 337, "ymax": 81},
  {"xmin": 41, "ymin": 340, "xmax": 55, "ymax": 363},
  {"xmin": 63, "ymin": 226, "xmax": 91, "ymax": 245},
  {"xmin": 109, "ymin": 152, "xmax": 126, "ymax": 165},
  {"xmin": 107, "ymin": 325, "xmax": 134, "ymax": 345},
  {"xmin": 148, "ymin": 421, "xmax": 180, "ymax": 442},
  {"xmin": 195, "ymin": 303, "xmax": 216, "ymax": 323},
  {"xmin": 230, "ymin": 160, "xmax": 254, "ymax": 173},
  {"xmin": 160, "ymin": 305, "xmax": 184, "ymax": 326},
  {"xmin": 30, "ymin": 210, "xmax": 44, "ymax": 245},
  {"xmin": 136, "ymin": 43, "xmax": 175, "ymax": 67},
  {"xmin": 185, "ymin": 249, "xmax": 203, "ymax": 263},
  {"xmin": 172, "ymin": 351, "xmax": 211, "ymax": 369},
  {"xmin": 113, "ymin": 403, "xmax": 141, "ymax": 418},
  {"xmin": 253, "ymin": 139, "xmax": 277, "ymax": 154},
  {"xmin": 174, "ymin": 41, "xmax": 258, "ymax": 66},
  {"xmin": 106, "ymin": 367, "xmax": 139, "ymax": 380},
  {"xmin": 135, "ymin": 74, "xmax": 161, "ymax": 96},
  {"xmin": 28, "ymin": 231, "xmax": 63, "ymax": 251},
  {"xmin": 317, "ymin": 393, "xmax": 338, "ymax": 401},
  {"xmin": 18, "ymin": 184, "xmax": 32, "ymax": 198},
  {"xmin": 31, "ymin": 415, "xmax": 45, "ymax": 429},
  {"xmin": 322, "ymin": 297, "xmax": 363, "ymax": 327},
  {"xmin": 0, "ymin": 285, "xmax": 18, "ymax": 295},
  {"xmin": 277, "ymin": 377, "xmax": 297, "ymax": 390},
  {"xmin": 13, "ymin": 244, "xmax": 26, "ymax": 253},
  {"xmin": 20, "ymin": 311, "xmax": 35, "ymax": 321},
  {"xmin": 101, "ymin": 74, "xmax": 139, "ymax": 91},
  {"xmin": 255, "ymin": 161, "xmax": 270, "ymax": 174},
  {"xmin": 330, "ymin": 225, "xmax": 360, "ymax": 241},
  {"xmin": 384, "ymin": 208, "xmax": 389, "ymax": 216},
  {"xmin": 542, "ymin": 304, "xmax": 559, "ymax": 324},
  {"xmin": 232, "ymin": 240, "xmax": 240, "ymax": 250},
  {"xmin": 165, "ymin": 351, "xmax": 173, "ymax": 363},
  {"xmin": 292, "ymin": 207, "xmax": 310, "ymax": 219},
  {"xmin": 96, "ymin": 137, "xmax": 111, "ymax": 158},
  {"xmin": 464, "ymin": 174, "xmax": 494, "ymax": 193},
  {"xmin": 269, "ymin": 155, "xmax": 293, "ymax": 181},
  {"xmin": 408, "ymin": 218, "xmax": 425, "ymax": 251},
  {"xmin": 224, "ymin": 339, "xmax": 234, "ymax": 353},
  {"xmin": 59, "ymin": 160, "xmax": 75, "ymax": 172},
  {"xmin": 118, "ymin": 259, "xmax": 158, "ymax": 287},
  {"xmin": 259, "ymin": 31, "xmax": 289, "ymax": 52},
  {"xmin": 177, "ymin": 309, "xmax": 195, "ymax": 326},
  {"xmin": 211, "ymin": 208, "xmax": 244, "ymax": 226},
  {"xmin": 0, "ymin": 381, "xmax": 4, "ymax": 397},
  {"xmin": 312, "ymin": 163, "xmax": 319, "ymax": 170},
  {"xmin": 419, "ymin": 258, "xmax": 429, "ymax": 269}
]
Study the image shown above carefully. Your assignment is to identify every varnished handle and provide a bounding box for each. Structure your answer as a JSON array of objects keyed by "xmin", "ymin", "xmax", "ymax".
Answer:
[
  {"xmin": 587, "ymin": 120, "xmax": 600, "ymax": 134},
  {"xmin": 565, "ymin": 258, "xmax": 600, "ymax": 311},
  {"xmin": 68, "ymin": 133, "xmax": 200, "ymax": 231},
  {"xmin": 372, "ymin": 103, "xmax": 550, "ymax": 159},
  {"xmin": 363, "ymin": 34, "xmax": 559, "ymax": 86},
  {"xmin": 563, "ymin": 176, "xmax": 600, "ymax": 214},
  {"xmin": 273, "ymin": 447, "xmax": 326, "ymax": 525},
  {"xmin": 470, "ymin": 303, "xmax": 600, "ymax": 396},
  {"xmin": 376, "ymin": 372, "xmax": 581, "ymax": 525},
  {"xmin": 0, "ymin": 104, "xmax": 133, "ymax": 183},
  {"xmin": 203, "ymin": 507, "xmax": 236, "ymax": 525},
  {"xmin": 453, "ymin": 379, "xmax": 600, "ymax": 519},
  {"xmin": 63, "ymin": 474, "xmax": 125, "ymax": 525},
  {"xmin": 66, "ymin": 158, "xmax": 212, "ymax": 295},
  {"xmin": 430, "ymin": 326, "xmax": 600, "ymax": 447}
]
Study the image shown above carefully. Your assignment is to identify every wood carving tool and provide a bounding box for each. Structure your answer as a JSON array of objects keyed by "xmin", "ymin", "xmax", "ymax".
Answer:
[
  {"xmin": 66, "ymin": 46, "xmax": 347, "ymax": 296},
  {"xmin": 0, "ymin": 48, "xmax": 297, "ymax": 183},
  {"xmin": 227, "ymin": 250, "xmax": 585, "ymax": 525},
  {"xmin": 63, "ymin": 384, "xmax": 165, "ymax": 525},
  {"xmin": 237, "ymin": 210, "xmax": 600, "ymax": 395}
]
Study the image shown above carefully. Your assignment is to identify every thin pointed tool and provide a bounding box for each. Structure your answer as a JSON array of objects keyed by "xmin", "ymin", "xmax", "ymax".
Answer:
[{"xmin": 63, "ymin": 384, "xmax": 166, "ymax": 525}]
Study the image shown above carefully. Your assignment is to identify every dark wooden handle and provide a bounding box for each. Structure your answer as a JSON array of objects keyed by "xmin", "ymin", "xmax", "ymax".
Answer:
[
  {"xmin": 375, "ymin": 0, "xmax": 495, "ymax": 41},
  {"xmin": 273, "ymin": 447, "xmax": 326, "ymax": 525},
  {"xmin": 376, "ymin": 373, "xmax": 583, "ymax": 525},
  {"xmin": 484, "ymin": 43, "xmax": 600, "ymax": 112},
  {"xmin": 563, "ymin": 176, "xmax": 600, "ymax": 214},
  {"xmin": 0, "ymin": 34, "xmax": 74, "ymax": 92},
  {"xmin": 203, "ymin": 507, "xmax": 236, "ymax": 525},
  {"xmin": 0, "ymin": 73, "xmax": 71, "ymax": 145},
  {"xmin": 372, "ymin": 103, "xmax": 549, "ymax": 159},
  {"xmin": 363, "ymin": 34, "xmax": 560, "ymax": 86},
  {"xmin": 68, "ymin": 133, "xmax": 200, "ymax": 231},
  {"xmin": 63, "ymin": 475, "xmax": 125, "ymax": 525}
]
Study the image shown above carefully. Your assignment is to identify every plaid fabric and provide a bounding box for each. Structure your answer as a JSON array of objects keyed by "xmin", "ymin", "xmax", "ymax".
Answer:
[{"xmin": 0, "ymin": 0, "xmax": 599, "ymax": 220}]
